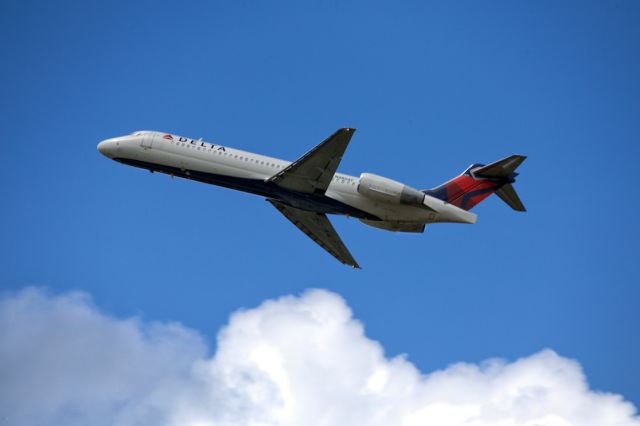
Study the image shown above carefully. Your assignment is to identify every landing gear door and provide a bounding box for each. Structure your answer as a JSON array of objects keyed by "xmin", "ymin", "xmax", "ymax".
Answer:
[{"xmin": 141, "ymin": 133, "xmax": 154, "ymax": 149}]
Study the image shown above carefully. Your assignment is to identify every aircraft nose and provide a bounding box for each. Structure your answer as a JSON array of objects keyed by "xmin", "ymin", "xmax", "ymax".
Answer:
[{"xmin": 97, "ymin": 139, "xmax": 117, "ymax": 158}]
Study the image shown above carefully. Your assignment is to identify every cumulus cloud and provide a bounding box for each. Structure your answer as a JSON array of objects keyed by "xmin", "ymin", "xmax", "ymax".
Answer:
[{"xmin": 0, "ymin": 287, "xmax": 638, "ymax": 426}]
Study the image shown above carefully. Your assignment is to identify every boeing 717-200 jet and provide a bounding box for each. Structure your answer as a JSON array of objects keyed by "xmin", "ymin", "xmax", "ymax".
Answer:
[{"xmin": 98, "ymin": 129, "xmax": 526, "ymax": 268}]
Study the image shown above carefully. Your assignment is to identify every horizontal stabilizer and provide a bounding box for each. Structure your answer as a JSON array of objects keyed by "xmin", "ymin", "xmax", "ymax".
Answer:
[
  {"xmin": 495, "ymin": 183, "xmax": 526, "ymax": 212},
  {"xmin": 473, "ymin": 155, "xmax": 526, "ymax": 178}
]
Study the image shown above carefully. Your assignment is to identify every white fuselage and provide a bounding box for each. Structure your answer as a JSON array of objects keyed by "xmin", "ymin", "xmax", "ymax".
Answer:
[{"xmin": 97, "ymin": 131, "xmax": 476, "ymax": 226}]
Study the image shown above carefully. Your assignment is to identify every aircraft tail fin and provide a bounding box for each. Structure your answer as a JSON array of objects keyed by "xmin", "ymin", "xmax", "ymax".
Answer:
[{"xmin": 423, "ymin": 155, "xmax": 526, "ymax": 211}]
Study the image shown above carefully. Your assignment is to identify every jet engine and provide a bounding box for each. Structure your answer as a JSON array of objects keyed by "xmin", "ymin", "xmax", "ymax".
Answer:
[
  {"xmin": 359, "ymin": 219, "xmax": 425, "ymax": 233},
  {"xmin": 357, "ymin": 173, "xmax": 425, "ymax": 206}
]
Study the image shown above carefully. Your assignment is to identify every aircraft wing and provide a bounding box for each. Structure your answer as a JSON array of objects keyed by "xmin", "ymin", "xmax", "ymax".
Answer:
[
  {"xmin": 268, "ymin": 200, "xmax": 360, "ymax": 269},
  {"xmin": 268, "ymin": 128, "xmax": 355, "ymax": 194}
]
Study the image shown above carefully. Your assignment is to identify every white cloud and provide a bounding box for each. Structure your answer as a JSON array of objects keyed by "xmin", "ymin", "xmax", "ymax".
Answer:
[{"xmin": 0, "ymin": 287, "xmax": 638, "ymax": 426}]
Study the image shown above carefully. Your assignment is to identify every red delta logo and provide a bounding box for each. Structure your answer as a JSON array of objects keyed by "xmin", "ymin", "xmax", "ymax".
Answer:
[{"xmin": 163, "ymin": 134, "xmax": 173, "ymax": 140}]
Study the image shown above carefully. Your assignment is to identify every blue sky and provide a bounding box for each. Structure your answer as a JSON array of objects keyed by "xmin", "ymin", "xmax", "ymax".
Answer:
[{"xmin": 1, "ymin": 0, "xmax": 639, "ymax": 411}]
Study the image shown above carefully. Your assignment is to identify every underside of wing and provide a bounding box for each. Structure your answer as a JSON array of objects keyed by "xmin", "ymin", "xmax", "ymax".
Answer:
[
  {"xmin": 268, "ymin": 199, "xmax": 360, "ymax": 269},
  {"xmin": 268, "ymin": 128, "xmax": 355, "ymax": 194}
]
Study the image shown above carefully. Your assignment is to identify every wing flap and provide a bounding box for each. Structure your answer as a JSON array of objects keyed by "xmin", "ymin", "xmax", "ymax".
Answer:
[
  {"xmin": 268, "ymin": 128, "xmax": 355, "ymax": 194},
  {"xmin": 268, "ymin": 200, "xmax": 360, "ymax": 268}
]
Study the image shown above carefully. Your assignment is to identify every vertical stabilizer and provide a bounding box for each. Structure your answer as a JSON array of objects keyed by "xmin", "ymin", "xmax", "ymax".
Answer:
[{"xmin": 423, "ymin": 155, "xmax": 526, "ymax": 211}]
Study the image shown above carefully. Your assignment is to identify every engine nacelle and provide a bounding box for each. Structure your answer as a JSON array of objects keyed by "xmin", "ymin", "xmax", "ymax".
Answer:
[
  {"xmin": 357, "ymin": 173, "xmax": 425, "ymax": 206},
  {"xmin": 360, "ymin": 219, "xmax": 425, "ymax": 233}
]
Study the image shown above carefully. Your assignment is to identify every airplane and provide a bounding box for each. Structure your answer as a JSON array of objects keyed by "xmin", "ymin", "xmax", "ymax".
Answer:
[{"xmin": 98, "ymin": 129, "xmax": 526, "ymax": 268}]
